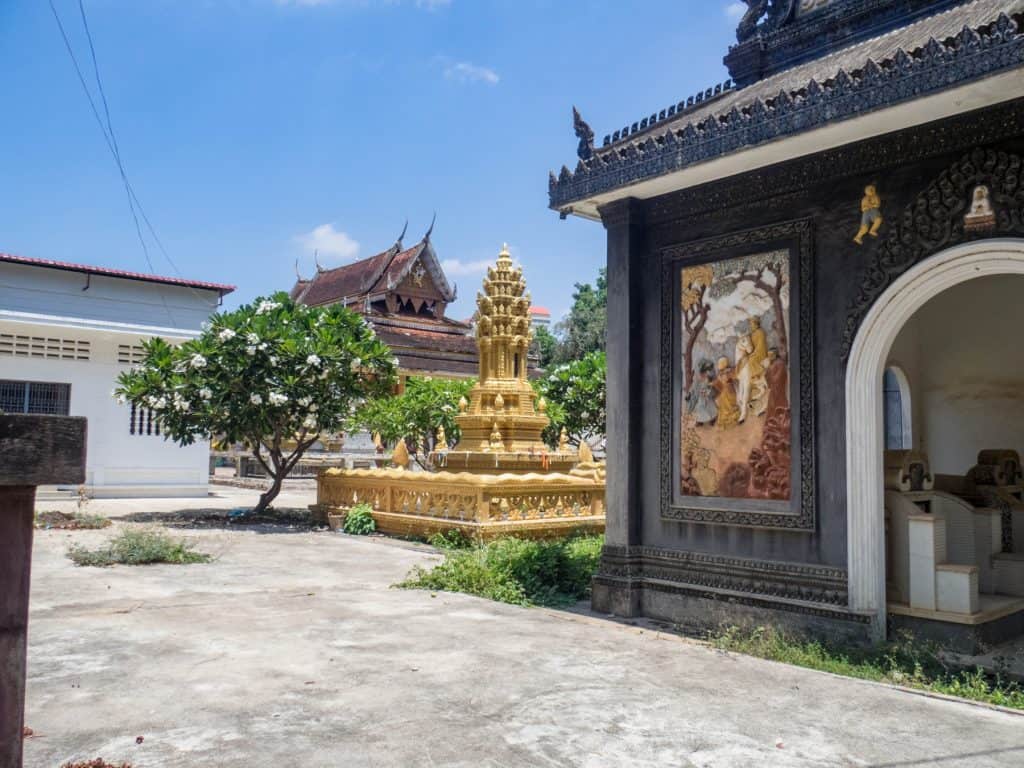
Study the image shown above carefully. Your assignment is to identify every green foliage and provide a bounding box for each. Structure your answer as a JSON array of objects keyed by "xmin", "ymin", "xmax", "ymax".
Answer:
[
  {"xmin": 34, "ymin": 510, "xmax": 111, "ymax": 530},
  {"xmin": 115, "ymin": 292, "xmax": 396, "ymax": 512},
  {"xmin": 551, "ymin": 268, "xmax": 606, "ymax": 364},
  {"xmin": 536, "ymin": 350, "xmax": 606, "ymax": 446},
  {"xmin": 352, "ymin": 376, "xmax": 473, "ymax": 459},
  {"xmin": 531, "ymin": 325, "xmax": 560, "ymax": 369},
  {"xmin": 68, "ymin": 528, "xmax": 210, "ymax": 567},
  {"xmin": 342, "ymin": 503, "xmax": 376, "ymax": 535},
  {"xmin": 711, "ymin": 625, "xmax": 1024, "ymax": 710},
  {"xmin": 428, "ymin": 528, "xmax": 474, "ymax": 549},
  {"xmin": 399, "ymin": 534, "xmax": 603, "ymax": 607}
]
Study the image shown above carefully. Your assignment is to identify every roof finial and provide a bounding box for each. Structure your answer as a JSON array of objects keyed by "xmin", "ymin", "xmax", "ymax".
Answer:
[
  {"xmin": 294, "ymin": 258, "xmax": 303, "ymax": 282},
  {"xmin": 397, "ymin": 219, "xmax": 408, "ymax": 247},
  {"xmin": 314, "ymin": 249, "xmax": 324, "ymax": 272},
  {"xmin": 573, "ymin": 105, "xmax": 594, "ymax": 161},
  {"xmin": 424, "ymin": 211, "xmax": 436, "ymax": 242}
]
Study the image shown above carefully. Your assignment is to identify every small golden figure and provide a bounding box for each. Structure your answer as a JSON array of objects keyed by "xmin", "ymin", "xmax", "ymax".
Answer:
[
  {"xmin": 435, "ymin": 425, "xmax": 448, "ymax": 450},
  {"xmin": 392, "ymin": 438, "xmax": 410, "ymax": 470},
  {"xmin": 853, "ymin": 185, "xmax": 883, "ymax": 244},
  {"xmin": 458, "ymin": 395, "xmax": 469, "ymax": 414},
  {"xmin": 537, "ymin": 396, "xmax": 548, "ymax": 413},
  {"xmin": 372, "ymin": 431, "xmax": 384, "ymax": 454},
  {"xmin": 578, "ymin": 441, "xmax": 594, "ymax": 463},
  {"xmin": 964, "ymin": 185, "xmax": 996, "ymax": 233},
  {"xmin": 489, "ymin": 422, "xmax": 505, "ymax": 450},
  {"xmin": 494, "ymin": 393, "xmax": 505, "ymax": 410},
  {"xmin": 558, "ymin": 426, "xmax": 569, "ymax": 453}
]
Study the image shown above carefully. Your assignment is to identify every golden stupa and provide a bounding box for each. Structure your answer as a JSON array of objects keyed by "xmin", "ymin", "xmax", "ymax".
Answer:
[{"xmin": 312, "ymin": 244, "xmax": 605, "ymax": 540}]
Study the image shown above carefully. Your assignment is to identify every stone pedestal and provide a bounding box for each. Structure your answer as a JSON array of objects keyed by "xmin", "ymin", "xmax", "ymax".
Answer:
[{"xmin": 0, "ymin": 416, "xmax": 86, "ymax": 768}]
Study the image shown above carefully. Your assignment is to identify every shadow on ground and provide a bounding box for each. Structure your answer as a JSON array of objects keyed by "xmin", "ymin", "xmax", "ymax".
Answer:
[{"xmin": 118, "ymin": 507, "xmax": 320, "ymax": 535}]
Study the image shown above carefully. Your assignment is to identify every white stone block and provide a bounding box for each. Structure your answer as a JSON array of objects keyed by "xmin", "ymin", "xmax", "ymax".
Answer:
[{"xmin": 936, "ymin": 564, "xmax": 979, "ymax": 614}]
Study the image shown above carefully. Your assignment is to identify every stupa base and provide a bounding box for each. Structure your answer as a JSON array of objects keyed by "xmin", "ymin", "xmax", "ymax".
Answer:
[{"xmin": 312, "ymin": 467, "xmax": 605, "ymax": 542}]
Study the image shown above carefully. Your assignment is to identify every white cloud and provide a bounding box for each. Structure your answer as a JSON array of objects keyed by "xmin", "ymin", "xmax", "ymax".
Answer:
[
  {"xmin": 444, "ymin": 61, "xmax": 499, "ymax": 85},
  {"xmin": 296, "ymin": 223, "xmax": 360, "ymax": 262},
  {"xmin": 724, "ymin": 2, "xmax": 746, "ymax": 20},
  {"xmin": 440, "ymin": 258, "xmax": 492, "ymax": 276}
]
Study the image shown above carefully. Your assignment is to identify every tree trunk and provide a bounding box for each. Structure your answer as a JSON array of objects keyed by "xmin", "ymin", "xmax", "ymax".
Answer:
[{"xmin": 254, "ymin": 473, "xmax": 284, "ymax": 514}]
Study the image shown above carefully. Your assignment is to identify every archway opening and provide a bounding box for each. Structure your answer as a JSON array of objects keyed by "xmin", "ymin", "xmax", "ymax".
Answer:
[{"xmin": 846, "ymin": 239, "xmax": 1024, "ymax": 641}]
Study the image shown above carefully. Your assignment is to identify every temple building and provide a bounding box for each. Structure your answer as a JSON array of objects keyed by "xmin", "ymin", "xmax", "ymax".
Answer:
[
  {"xmin": 290, "ymin": 226, "xmax": 477, "ymax": 384},
  {"xmin": 550, "ymin": 0, "xmax": 1024, "ymax": 648}
]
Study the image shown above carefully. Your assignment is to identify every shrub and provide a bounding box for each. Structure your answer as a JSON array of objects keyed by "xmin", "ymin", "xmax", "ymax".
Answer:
[
  {"xmin": 68, "ymin": 528, "xmax": 210, "ymax": 567},
  {"xmin": 428, "ymin": 528, "xmax": 473, "ymax": 550},
  {"xmin": 399, "ymin": 534, "xmax": 603, "ymax": 607},
  {"xmin": 342, "ymin": 504, "xmax": 376, "ymax": 535}
]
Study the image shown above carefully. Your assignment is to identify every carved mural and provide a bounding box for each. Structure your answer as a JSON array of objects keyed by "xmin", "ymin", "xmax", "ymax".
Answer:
[
  {"xmin": 841, "ymin": 148, "xmax": 1024, "ymax": 359},
  {"xmin": 661, "ymin": 220, "xmax": 815, "ymax": 530}
]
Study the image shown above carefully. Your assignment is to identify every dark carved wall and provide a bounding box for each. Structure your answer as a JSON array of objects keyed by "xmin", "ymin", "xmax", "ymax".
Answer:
[{"xmin": 597, "ymin": 98, "xmax": 1024, "ymax": 620}]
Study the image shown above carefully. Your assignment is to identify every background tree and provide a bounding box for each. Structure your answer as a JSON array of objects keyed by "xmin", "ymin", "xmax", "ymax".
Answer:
[
  {"xmin": 531, "ymin": 324, "xmax": 559, "ymax": 369},
  {"xmin": 536, "ymin": 350, "xmax": 606, "ymax": 447},
  {"xmin": 708, "ymin": 253, "xmax": 788, "ymax": 361},
  {"xmin": 551, "ymin": 268, "xmax": 607, "ymax": 364},
  {"xmin": 352, "ymin": 376, "xmax": 474, "ymax": 468},
  {"xmin": 115, "ymin": 292, "xmax": 396, "ymax": 513}
]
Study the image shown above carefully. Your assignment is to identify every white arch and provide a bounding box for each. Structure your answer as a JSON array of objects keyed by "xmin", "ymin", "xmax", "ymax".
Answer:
[{"xmin": 846, "ymin": 238, "xmax": 1024, "ymax": 641}]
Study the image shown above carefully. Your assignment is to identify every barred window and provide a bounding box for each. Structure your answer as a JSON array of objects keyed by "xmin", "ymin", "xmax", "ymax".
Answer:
[
  {"xmin": 0, "ymin": 333, "xmax": 90, "ymax": 361},
  {"xmin": 0, "ymin": 380, "xmax": 71, "ymax": 415},
  {"xmin": 128, "ymin": 402, "xmax": 161, "ymax": 436}
]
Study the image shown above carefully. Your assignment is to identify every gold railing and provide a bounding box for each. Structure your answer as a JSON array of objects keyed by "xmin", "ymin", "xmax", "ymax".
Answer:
[{"xmin": 314, "ymin": 468, "xmax": 605, "ymax": 537}]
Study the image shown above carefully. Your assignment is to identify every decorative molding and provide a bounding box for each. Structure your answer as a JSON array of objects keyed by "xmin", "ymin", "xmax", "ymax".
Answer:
[
  {"xmin": 643, "ymin": 100, "xmax": 1024, "ymax": 227},
  {"xmin": 841, "ymin": 148, "xmax": 1024, "ymax": 359},
  {"xmin": 549, "ymin": 14, "xmax": 1024, "ymax": 209},
  {"xmin": 659, "ymin": 219, "xmax": 816, "ymax": 530},
  {"xmin": 598, "ymin": 544, "xmax": 854, "ymax": 614}
]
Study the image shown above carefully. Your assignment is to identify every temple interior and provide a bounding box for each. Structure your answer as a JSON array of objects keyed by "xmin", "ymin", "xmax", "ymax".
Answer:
[{"xmin": 883, "ymin": 275, "xmax": 1024, "ymax": 639}]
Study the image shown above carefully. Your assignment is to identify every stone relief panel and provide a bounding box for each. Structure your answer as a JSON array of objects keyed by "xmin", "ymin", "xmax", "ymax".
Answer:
[{"xmin": 661, "ymin": 220, "xmax": 815, "ymax": 530}]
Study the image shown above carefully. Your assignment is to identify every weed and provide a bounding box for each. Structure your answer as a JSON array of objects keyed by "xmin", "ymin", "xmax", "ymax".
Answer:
[
  {"xmin": 710, "ymin": 624, "xmax": 1024, "ymax": 710},
  {"xmin": 68, "ymin": 528, "xmax": 211, "ymax": 567},
  {"xmin": 34, "ymin": 510, "xmax": 111, "ymax": 530},
  {"xmin": 342, "ymin": 504, "xmax": 376, "ymax": 535},
  {"xmin": 399, "ymin": 534, "xmax": 603, "ymax": 607},
  {"xmin": 427, "ymin": 528, "xmax": 474, "ymax": 549}
]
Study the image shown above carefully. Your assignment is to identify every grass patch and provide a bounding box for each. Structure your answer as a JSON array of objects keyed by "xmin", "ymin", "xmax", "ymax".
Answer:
[
  {"xmin": 342, "ymin": 503, "xmax": 376, "ymax": 535},
  {"xmin": 398, "ymin": 534, "xmax": 603, "ymax": 607},
  {"xmin": 35, "ymin": 510, "xmax": 111, "ymax": 530},
  {"xmin": 710, "ymin": 625, "xmax": 1024, "ymax": 710},
  {"xmin": 68, "ymin": 528, "xmax": 211, "ymax": 567}
]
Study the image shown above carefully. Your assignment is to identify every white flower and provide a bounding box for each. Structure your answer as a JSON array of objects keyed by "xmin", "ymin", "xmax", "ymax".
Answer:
[
  {"xmin": 255, "ymin": 299, "xmax": 281, "ymax": 315},
  {"xmin": 250, "ymin": 393, "xmax": 263, "ymax": 405},
  {"xmin": 152, "ymin": 396, "xmax": 167, "ymax": 410},
  {"xmin": 349, "ymin": 357, "xmax": 361, "ymax": 371},
  {"xmin": 303, "ymin": 415, "xmax": 317, "ymax": 429},
  {"xmin": 246, "ymin": 332, "xmax": 260, "ymax": 344},
  {"xmin": 259, "ymin": 343, "xmax": 268, "ymax": 351},
  {"xmin": 189, "ymin": 353, "xmax": 207, "ymax": 369},
  {"xmin": 309, "ymin": 403, "xmax": 318, "ymax": 412},
  {"xmin": 268, "ymin": 356, "xmax": 278, "ymax": 366},
  {"xmin": 391, "ymin": 358, "xmax": 400, "ymax": 367},
  {"xmin": 218, "ymin": 328, "xmax": 236, "ymax": 341},
  {"xmin": 246, "ymin": 346, "xmax": 257, "ymax": 356},
  {"xmin": 199, "ymin": 387, "xmax": 213, "ymax": 400},
  {"xmin": 306, "ymin": 354, "xmax": 321, "ymax": 366},
  {"xmin": 268, "ymin": 392, "xmax": 288, "ymax": 406},
  {"xmin": 297, "ymin": 396, "xmax": 312, "ymax": 407}
]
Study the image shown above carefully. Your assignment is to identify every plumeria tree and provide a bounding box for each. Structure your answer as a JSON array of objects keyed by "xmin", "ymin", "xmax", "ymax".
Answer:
[
  {"xmin": 352, "ymin": 376, "xmax": 474, "ymax": 469},
  {"xmin": 536, "ymin": 350, "xmax": 606, "ymax": 448},
  {"xmin": 115, "ymin": 292, "xmax": 397, "ymax": 513}
]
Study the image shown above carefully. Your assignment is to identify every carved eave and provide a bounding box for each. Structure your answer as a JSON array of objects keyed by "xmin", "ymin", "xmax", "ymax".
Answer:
[
  {"xmin": 386, "ymin": 239, "xmax": 456, "ymax": 303},
  {"xmin": 549, "ymin": 6, "xmax": 1024, "ymax": 220}
]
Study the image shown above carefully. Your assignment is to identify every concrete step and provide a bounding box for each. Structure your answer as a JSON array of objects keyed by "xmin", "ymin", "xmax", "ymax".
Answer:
[{"xmin": 993, "ymin": 552, "xmax": 1024, "ymax": 597}]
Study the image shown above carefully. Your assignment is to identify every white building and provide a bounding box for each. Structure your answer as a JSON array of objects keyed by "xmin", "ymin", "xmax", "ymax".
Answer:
[
  {"xmin": 0, "ymin": 253, "xmax": 234, "ymax": 497},
  {"xmin": 528, "ymin": 305, "xmax": 551, "ymax": 329}
]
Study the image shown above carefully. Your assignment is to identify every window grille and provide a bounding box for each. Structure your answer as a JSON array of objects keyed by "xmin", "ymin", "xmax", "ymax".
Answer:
[
  {"xmin": 117, "ymin": 344, "xmax": 147, "ymax": 365},
  {"xmin": 0, "ymin": 334, "xmax": 90, "ymax": 361},
  {"xmin": 0, "ymin": 380, "xmax": 71, "ymax": 415},
  {"xmin": 128, "ymin": 402, "xmax": 161, "ymax": 436}
]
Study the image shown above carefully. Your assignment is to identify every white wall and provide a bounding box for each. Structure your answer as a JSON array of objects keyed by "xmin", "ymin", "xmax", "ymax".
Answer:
[
  {"xmin": 0, "ymin": 262, "xmax": 222, "ymax": 497},
  {"xmin": 887, "ymin": 275, "xmax": 1024, "ymax": 474}
]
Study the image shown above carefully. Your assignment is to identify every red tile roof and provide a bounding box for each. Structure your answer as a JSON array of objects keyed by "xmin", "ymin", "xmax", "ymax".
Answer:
[
  {"xmin": 529, "ymin": 306, "xmax": 551, "ymax": 316},
  {"xmin": 0, "ymin": 252, "xmax": 235, "ymax": 294},
  {"xmin": 293, "ymin": 241, "xmax": 432, "ymax": 307}
]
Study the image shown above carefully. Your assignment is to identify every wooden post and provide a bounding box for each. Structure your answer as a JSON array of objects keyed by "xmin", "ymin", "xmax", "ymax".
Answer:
[{"xmin": 0, "ymin": 415, "xmax": 86, "ymax": 768}]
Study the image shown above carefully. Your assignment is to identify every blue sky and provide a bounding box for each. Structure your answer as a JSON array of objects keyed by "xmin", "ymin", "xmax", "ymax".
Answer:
[{"xmin": 1, "ymin": 1, "xmax": 741, "ymax": 321}]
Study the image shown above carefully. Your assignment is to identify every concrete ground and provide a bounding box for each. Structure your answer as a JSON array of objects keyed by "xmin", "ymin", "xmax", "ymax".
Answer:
[{"xmin": 23, "ymin": 488, "xmax": 1024, "ymax": 768}]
